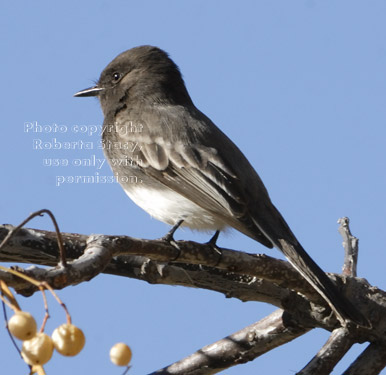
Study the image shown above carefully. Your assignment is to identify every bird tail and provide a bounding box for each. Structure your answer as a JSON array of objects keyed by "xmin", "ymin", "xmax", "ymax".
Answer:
[
  {"xmin": 277, "ymin": 238, "xmax": 369, "ymax": 327},
  {"xmin": 251, "ymin": 211, "xmax": 370, "ymax": 328}
]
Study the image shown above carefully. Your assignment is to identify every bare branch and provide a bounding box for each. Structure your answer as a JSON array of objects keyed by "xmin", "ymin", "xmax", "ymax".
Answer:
[
  {"xmin": 0, "ymin": 225, "xmax": 383, "ymax": 332},
  {"xmin": 148, "ymin": 309, "xmax": 309, "ymax": 375},
  {"xmin": 0, "ymin": 238, "xmax": 113, "ymax": 296},
  {"xmin": 0, "ymin": 229, "xmax": 322, "ymax": 327},
  {"xmin": 338, "ymin": 217, "xmax": 359, "ymax": 277},
  {"xmin": 297, "ymin": 328, "xmax": 354, "ymax": 375},
  {"xmin": 0, "ymin": 218, "xmax": 385, "ymax": 373},
  {"xmin": 343, "ymin": 342, "xmax": 386, "ymax": 375},
  {"xmin": 0, "ymin": 225, "xmax": 316, "ymax": 297}
]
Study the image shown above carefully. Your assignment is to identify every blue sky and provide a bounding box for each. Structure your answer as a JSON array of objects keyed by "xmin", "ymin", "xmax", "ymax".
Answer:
[{"xmin": 1, "ymin": 1, "xmax": 386, "ymax": 374}]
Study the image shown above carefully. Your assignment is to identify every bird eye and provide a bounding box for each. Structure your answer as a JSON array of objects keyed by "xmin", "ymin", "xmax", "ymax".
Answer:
[{"xmin": 112, "ymin": 72, "xmax": 121, "ymax": 82}]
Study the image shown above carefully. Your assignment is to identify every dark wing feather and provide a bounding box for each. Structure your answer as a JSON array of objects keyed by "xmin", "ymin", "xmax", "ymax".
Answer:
[{"xmin": 137, "ymin": 140, "xmax": 274, "ymax": 248}]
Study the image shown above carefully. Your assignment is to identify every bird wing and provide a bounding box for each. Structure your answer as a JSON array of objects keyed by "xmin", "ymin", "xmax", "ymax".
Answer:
[{"xmin": 131, "ymin": 134, "xmax": 273, "ymax": 248}]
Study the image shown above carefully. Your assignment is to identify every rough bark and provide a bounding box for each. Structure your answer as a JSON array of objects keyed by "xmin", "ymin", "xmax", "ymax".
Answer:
[{"xmin": 0, "ymin": 216, "xmax": 385, "ymax": 374}]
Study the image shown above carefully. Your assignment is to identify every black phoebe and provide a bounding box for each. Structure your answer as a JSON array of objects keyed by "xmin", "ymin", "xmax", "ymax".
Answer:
[{"xmin": 75, "ymin": 45, "xmax": 368, "ymax": 327}]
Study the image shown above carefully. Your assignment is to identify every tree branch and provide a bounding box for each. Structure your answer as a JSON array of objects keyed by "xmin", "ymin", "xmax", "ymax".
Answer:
[
  {"xmin": 148, "ymin": 309, "xmax": 309, "ymax": 375},
  {"xmin": 343, "ymin": 342, "xmax": 386, "ymax": 375},
  {"xmin": 1, "ymin": 218, "xmax": 386, "ymax": 374},
  {"xmin": 0, "ymin": 225, "xmax": 383, "ymax": 333},
  {"xmin": 338, "ymin": 217, "xmax": 359, "ymax": 277},
  {"xmin": 297, "ymin": 327, "xmax": 354, "ymax": 375}
]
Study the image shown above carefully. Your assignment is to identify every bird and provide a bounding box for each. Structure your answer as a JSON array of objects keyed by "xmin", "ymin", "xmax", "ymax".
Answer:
[{"xmin": 74, "ymin": 45, "xmax": 369, "ymax": 327}]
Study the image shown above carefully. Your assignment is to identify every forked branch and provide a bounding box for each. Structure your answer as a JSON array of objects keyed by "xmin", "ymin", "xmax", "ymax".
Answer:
[{"xmin": 0, "ymin": 212, "xmax": 385, "ymax": 374}]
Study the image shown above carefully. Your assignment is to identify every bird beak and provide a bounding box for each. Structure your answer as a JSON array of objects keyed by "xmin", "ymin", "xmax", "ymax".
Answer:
[{"xmin": 73, "ymin": 85, "xmax": 104, "ymax": 97}]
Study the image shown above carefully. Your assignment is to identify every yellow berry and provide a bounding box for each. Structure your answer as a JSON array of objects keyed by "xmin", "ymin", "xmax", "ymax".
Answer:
[
  {"xmin": 8, "ymin": 311, "xmax": 37, "ymax": 340},
  {"xmin": 51, "ymin": 324, "xmax": 85, "ymax": 356},
  {"xmin": 110, "ymin": 342, "xmax": 132, "ymax": 366},
  {"xmin": 21, "ymin": 333, "xmax": 54, "ymax": 365}
]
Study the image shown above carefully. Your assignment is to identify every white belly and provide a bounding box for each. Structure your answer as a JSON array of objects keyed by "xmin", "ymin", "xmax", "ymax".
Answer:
[{"xmin": 122, "ymin": 185, "xmax": 227, "ymax": 231}]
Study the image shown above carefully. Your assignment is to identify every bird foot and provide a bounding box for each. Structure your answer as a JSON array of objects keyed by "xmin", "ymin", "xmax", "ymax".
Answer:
[{"xmin": 205, "ymin": 230, "xmax": 222, "ymax": 262}]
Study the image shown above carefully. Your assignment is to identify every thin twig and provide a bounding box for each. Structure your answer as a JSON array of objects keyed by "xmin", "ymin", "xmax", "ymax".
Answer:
[
  {"xmin": 0, "ymin": 280, "xmax": 20, "ymax": 310},
  {"xmin": 0, "ymin": 293, "xmax": 16, "ymax": 310},
  {"xmin": 1, "ymin": 292, "xmax": 22, "ymax": 358},
  {"xmin": 38, "ymin": 288, "xmax": 50, "ymax": 333},
  {"xmin": 0, "ymin": 267, "xmax": 71, "ymax": 326},
  {"xmin": 0, "ymin": 209, "xmax": 67, "ymax": 267},
  {"xmin": 40, "ymin": 281, "xmax": 71, "ymax": 325}
]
